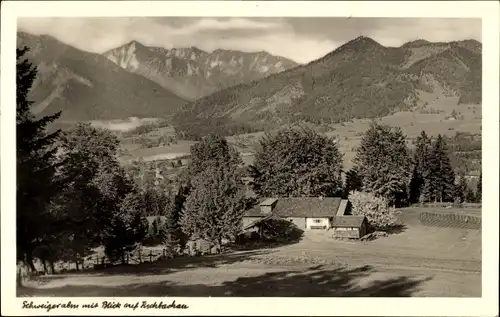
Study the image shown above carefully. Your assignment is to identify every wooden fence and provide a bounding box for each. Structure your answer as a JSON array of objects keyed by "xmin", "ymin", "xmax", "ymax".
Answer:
[{"xmin": 414, "ymin": 202, "xmax": 481, "ymax": 209}]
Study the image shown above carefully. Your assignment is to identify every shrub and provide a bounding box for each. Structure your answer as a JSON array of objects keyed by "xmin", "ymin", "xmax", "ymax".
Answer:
[{"xmin": 348, "ymin": 191, "xmax": 398, "ymax": 231}]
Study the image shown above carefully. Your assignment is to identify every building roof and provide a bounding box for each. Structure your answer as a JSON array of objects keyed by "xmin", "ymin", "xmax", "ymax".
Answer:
[
  {"xmin": 260, "ymin": 198, "xmax": 278, "ymax": 206},
  {"xmin": 244, "ymin": 197, "xmax": 342, "ymax": 218},
  {"xmin": 336, "ymin": 199, "xmax": 349, "ymax": 216},
  {"xmin": 331, "ymin": 216, "xmax": 366, "ymax": 228},
  {"xmin": 241, "ymin": 213, "xmax": 277, "ymax": 232}
]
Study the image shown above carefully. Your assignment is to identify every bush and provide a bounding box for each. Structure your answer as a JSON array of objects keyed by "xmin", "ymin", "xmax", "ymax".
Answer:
[{"xmin": 348, "ymin": 191, "xmax": 398, "ymax": 231}]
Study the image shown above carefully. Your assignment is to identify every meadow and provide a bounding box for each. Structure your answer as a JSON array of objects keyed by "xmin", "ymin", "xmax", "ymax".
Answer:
[
  {"xmin": 102, "ymin": 97, "xmax": 481, "ymax": 172},
  {"xmin": 18, "ymin": 208, "xmax": 481, "ymax": 297}
]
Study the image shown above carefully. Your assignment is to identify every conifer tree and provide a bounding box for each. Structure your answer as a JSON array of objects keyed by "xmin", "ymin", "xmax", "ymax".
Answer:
[
  {"xmin": 465, "ymin": 185, "xmax": 476, "ymax": 203},
  {"xmin": 476, "ymin": 171, "xmax": 482, "ymax": 203},
  {"xmin": 16, "ymin": 47, "xmax": 63, "ymax": 271},
  {"xmin": 353, "ymin": 122, "xmax": 411, "ymax": 206},
  {"xmin": 454, "ymin": 172, "xmax": 468, "ymax": 203},
  {"xmin": 420, "ymin": 135, "xmax": 456, "ymax": 202},
  {"xmin": 344, "ymin": 166, "xmax": 363, "ymax": 197},
  {"xmin": 409, "ymin": 131, "xmax": 432, "ymax": 204}
]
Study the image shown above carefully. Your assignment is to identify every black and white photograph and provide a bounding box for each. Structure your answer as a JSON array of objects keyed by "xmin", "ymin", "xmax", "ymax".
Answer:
[{"xmin": 1, "ymin": 1, "xmax": 499, "ymax": 316}]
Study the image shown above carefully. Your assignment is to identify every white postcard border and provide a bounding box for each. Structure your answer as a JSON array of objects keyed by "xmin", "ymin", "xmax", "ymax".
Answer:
[{"xmin": 1, "ymin": 1, "xmax": 498, "ymax": 316}]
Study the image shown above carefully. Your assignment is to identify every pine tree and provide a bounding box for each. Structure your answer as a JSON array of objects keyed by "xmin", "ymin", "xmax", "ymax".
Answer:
[
  {"xmin": 344, "ymin": 166, "xmax": 363, "ymax": 197},
  {"xmin": 454, "ymin": 172, "xmax": 468, "ymax": 203},
  {"xmin": 250, "ymin": 127, "xmax": 343, "ymax": 197},
  {"xmin": 16, "ymin": 47, "xmax": 63, "ymax": 271},
  {"xmin": 465, "ymin": 186, "xmax": 476, "ymax": 203},
  {"xmin": 409, "ymin": 131, "xmax": 431, "ymax": 204},
  {"xmin": 476, "ymin": 171, "xmax": 482, "ymax": 203},
  {"xmin": 420, "ymin": 135, "xmax": 456, "ymax": 202},
  {"xmin": 353, "ymin": 122, "xmax": 411, "ymax": 206}
]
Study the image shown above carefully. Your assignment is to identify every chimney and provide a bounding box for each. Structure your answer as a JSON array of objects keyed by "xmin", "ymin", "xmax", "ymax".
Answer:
[{"xmin": 260, "ymin": 198, "xmax": 278, "ymax": 215}]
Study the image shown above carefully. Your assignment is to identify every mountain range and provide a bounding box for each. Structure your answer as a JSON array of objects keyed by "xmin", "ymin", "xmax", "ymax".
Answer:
[
  {"xmin": 17, "ymin": 32, "xmax": 481, "ymax": 136},
  {"xmin": 103, "ymin": 41, "xmax": 298, "ymax": 100},
  {"xmin": 17, "ymin": 32, "xmax": 187, "ymax": 121},
  {"xmin": 173, "ymin": 36, "xmax": 481, "ymax": 137}
]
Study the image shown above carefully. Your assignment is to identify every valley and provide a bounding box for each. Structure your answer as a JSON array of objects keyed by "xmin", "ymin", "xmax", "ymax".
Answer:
[
  {"xmin": 16, "ymin": 31, "xmax": 482, "ymax": 183},
  {"xmin": 83, "ymin": 93, "xmax": 481, "ymax": 184}
]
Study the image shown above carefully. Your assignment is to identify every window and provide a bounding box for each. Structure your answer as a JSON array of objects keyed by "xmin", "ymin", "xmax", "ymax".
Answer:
[{"xmin": 313, "ymin": 219, "xmax": 322, "ymax": 224}]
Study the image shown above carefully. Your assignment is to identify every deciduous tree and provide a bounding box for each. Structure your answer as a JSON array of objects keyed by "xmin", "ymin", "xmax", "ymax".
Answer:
[
  {"xmin": 103, "ymin": 192, "xmax": 148, "ymax": 264},
  {"xmin": 53, "ymin": 123, "xmax": 134, "ymax": 263},
  {"xmin": 250, "ymin": 128, "xmax": 343, "ymax": 197},
  {"xmin": 353, "ymin": 122, "xmax": 411, "ymax": 206},
  {"xmin": 348, "ymin": 191, "xmax": 398, "ymax": 231},
  {"xmin": 188, "ymin": 134, "xmax": 242, "ymax": 177},
  {"xmin": 180, "ymin": 165, "xmax": 247, "ymax": 251}
]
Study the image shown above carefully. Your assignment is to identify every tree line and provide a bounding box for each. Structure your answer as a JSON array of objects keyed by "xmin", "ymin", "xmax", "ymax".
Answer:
[{"xmin": 16, "ymin": 47, "xmax": 481, "ymax": 274}]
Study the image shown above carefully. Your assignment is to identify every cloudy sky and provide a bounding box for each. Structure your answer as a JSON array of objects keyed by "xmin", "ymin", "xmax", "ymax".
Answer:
[{"xmin": 18, "ymin": 17, "xmax": 481, "ymax": 64}]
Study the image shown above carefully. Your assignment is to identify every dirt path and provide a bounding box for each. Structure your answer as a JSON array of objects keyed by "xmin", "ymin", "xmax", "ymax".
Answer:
[
  {"xmin": 18, "ymin": 259, "xmax": 480, "ymax": 297},
  {"xmin": 18, "ymin": 220, "xmax": 481, "ymax": 297}
]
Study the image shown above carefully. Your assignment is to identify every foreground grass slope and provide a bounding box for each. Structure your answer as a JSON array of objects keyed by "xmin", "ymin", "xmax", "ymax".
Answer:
[{"xmin": 19, "ymin": 208, "xmax": 481, "ymax": 297}]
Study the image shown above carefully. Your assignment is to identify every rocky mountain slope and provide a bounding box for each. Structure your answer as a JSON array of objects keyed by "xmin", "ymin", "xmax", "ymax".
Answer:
[
  {"xmin": 173, "ymin": 36, "xmax": 482, "ymax": 138},
  {"xmin": 103, "ymin": 41, "xmax": 299, "ymax": 100},
  {"xmin": 17, "ymin": 32, "xmax": 187, "ymax": 121}
]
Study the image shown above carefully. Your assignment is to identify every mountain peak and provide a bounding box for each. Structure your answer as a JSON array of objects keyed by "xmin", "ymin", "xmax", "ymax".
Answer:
[
  {"xmin": 352, "ymin": 35, "xmax": 381, "ymax": 45},
  {"xmin": 402, "ymin": 39, "xmax": 431, "ymax": 48},
  {"xmin": 335, "ymin": 35, "xmax": 384, "ymax": 53},
  {"xmin": 125, "ymin": 40, "xmax": 144, "ymax": 48}
]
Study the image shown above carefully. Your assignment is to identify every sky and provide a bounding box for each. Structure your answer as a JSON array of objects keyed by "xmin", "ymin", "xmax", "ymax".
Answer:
[{"xmin": 18, "ymin": 17, "xmax": 481, "ymax": 64}]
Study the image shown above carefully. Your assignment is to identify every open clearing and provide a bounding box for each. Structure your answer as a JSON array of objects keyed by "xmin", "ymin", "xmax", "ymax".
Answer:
[{"xmin": 18, "ymin": 208, "xmax": 481, "ymax": 297}]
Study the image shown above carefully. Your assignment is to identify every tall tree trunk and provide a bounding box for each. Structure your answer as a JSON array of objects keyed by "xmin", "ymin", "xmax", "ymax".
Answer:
[
  {"xmin": 26, "ymin": 250, "xmax": 36, "ymax": 272},
  {"xmin": 49, "ymin": 260, "xmax": 56, "ymax": 274},
  {"xmin": 42, "ymin": 258, "xmax": 48, "ymax": 274},
  {"xmin": 75, "ymin": 261, "xmax": 80, "ymax": 271},
  {"xmin": 217, "ymin": 237, "xmax": 222, "ymax": 254}
]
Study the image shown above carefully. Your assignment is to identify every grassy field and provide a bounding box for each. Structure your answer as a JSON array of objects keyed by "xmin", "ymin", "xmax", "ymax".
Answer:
[
  {"xmin": 112, "ymin": 99, "xmax": 481, "ymax": 171},
  {"xmin": 18, "ymin": 208, "xmax": 481, "ymax": 297}
]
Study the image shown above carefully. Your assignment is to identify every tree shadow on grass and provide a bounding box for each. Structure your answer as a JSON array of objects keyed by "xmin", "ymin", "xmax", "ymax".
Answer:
[
  {"xmin": 18, "ymin": 264, "xmax": 432, "ymax": 297},
  {"xmin": 384, "ymin": 224, "xmax": 407, "ymax": 235},
  {"xmin": 232, "ymin": 219, "xmax": 305, "ymax": 251}
]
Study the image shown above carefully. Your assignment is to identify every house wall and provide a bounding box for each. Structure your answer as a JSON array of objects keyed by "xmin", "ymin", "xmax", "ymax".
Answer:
[
  {"xmin": 333, "ymin": 227, "xmax": 361, "ymax": 239},
  {"xmin": 260, "ymin": 206, "xmax": 273, "ymax": 214},
  {"xmin": 306, "ymin": 217, "xmax": 330, "ymax": 230},
  {"xmin": 359, "ymin": 222, "xmax": 367, "ymax": 237}
]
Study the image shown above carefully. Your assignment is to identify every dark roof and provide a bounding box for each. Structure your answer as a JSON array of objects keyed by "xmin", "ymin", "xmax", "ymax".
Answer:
[
  {"xmin": 244, "ymin": 197, "xmax": 342, "ymax": 218},
  {"xmin": 241, "ymin": 213, "xmax": 277, "ymax": 232},
  {"xmin": 331, "ymin": 216, "xmax": 366, "ymax": 228}
]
